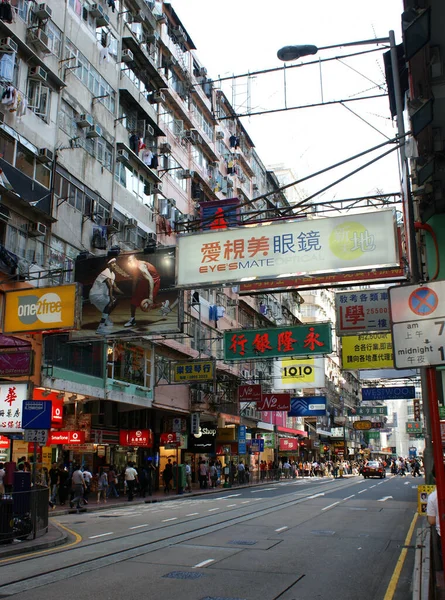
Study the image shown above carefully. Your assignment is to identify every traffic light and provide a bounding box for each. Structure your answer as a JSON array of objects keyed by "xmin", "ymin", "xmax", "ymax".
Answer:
[
  {"xmin": 299, "ymin": 441, "xmax": 305, "ymax": 447},
  {"xmin": 323, "ymin": 445, "xmax": 329, "ymax": 452}
]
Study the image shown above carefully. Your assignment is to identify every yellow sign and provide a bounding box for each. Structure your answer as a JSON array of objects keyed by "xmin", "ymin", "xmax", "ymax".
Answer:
[
  {"xmin": 341, "ymin": 333, "xmax": 394, "ymax": 370},
  {"xmin": 173, "ymin": 360, "xmax": 214, "ymax": 382},
  {"xmin": 217, "ymin": 427, "xmax": 236, "ymax": 442},
  {"xmin": 418, "ymin": 484, "xmax": 435, "ymax": 515},
  {"xmin": 275, "ymin": 357, "xmax": 325, "ymax": 389},
  {"xmin": 353, "ymin": 420, "xmax": 372, "ymax": 430},
  {"xmin": 3, "ymin": 284, "xmax": 80, "ymax": 333}
]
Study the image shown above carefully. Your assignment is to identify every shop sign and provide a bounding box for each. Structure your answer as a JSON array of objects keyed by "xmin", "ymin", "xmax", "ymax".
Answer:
[
  {"xmin": 0, "ymin": 350, "xmax": 32, "ymax": 377},
  {"xmin": 0, "ymin": 382, "xmax": 27, "ymax": 432},
  {"xmin": 48, "ymin": 431, "xmax": 85, "ymax": 444},
  {"xmin": 441, "ymin": 422, "xmax": 445, "ymax": 445},
  {"xmin": 238, "ymin": 425, "xmax": 246, "ymax": 442},
  {"xmin": 341, "ymin": 333, "xmax": 394, "ymax": 370},
  {"xmin": 219, "ymin": 413, "xmax": 241, "ymax": 425},
  {"xmin": 418, "ymin": 485, "xmax": 436, "ymax": 515},
  {"xmin": 22, "ymin": 400, "xmax": 52, "ymax": 429},
  {"xmin": 191, "ymin": 413, "xmax": 200, "ymax": 435},
  {"xmin": 413, "ymin": 399, "xmax": 421, "ymax": 421},
  {"xmin": 177, "ymin": 210, "xmax": 398, "ymax": 287},
  {"xmin": 250, "ymin": 439, "xmax": 264, "ymax": 452},
  {"xmin": 97, "ymin": 445, "xmax": 106, "ymax": 457},
  {"xmin": 64, "ymin": 414, "xmax": 92, "ymax": 442},
  {"xmin": 217, "ymin": 427, "xmax": 236, "ymax": 442},
  {"xmin": 164, "ymin": 417, "xmax": 187, "ymax": 433},
  {"xmin": 173, "ymin": 360, "xmax": 214, "ymax": 382},
  {"xmin": 288, "ymin": 396, "xmax": 326, "ymax": 417},
  {"xmin": 51, "ymin": 399, "xmax": 64, "ymax": 428},
  {"xmin": 261, "ymin": 433, "xmax": 276, "ymax": 448},
  {"xmin": 279, "ymin": 438, "xmax": 299, "ymax": 451},
  {"xmin": 238, "ymin": 384, "xmax": 262, "ymax": 403},
  {"xmin": 274, "ymin": 357, "xmax": 325, "ymax": 390},
  {"xmin": 406, "ymin": 421, "xmax": 422, "ymax": 433},
  {"xmin": 3, "ymin": 284, "xmax": 80, "ymax": 333},
  {"xmin": 64, "ymin": 443, "xmax": 95, "ymax": 452},
  {"xmin": 353, "ymin": 420, "xmax": 372, "ymax": 431},
  {"xmin": 335, "ymin": 289, "xmax": 390, "ymax": 336},
  {"xmin": 224, "ymin": 323, "xmax": 331, "ymax": 361},
  {"xmin": 189, "ymin": 427, "xmax": 217, "ymax": 452},
  {"xmin": 160, "ymin": 432, "xmax": 180, "ymax": 446},
  {"xmin": 0, "ymin": 434, "xmax": 10, "ymax": 448},
  {"xmin": 362, "ymin": 386, "xmax": 415, "ymax": 401},
  {"xmin": 119, "ymin": 429, "xmax": 153, "ymax": 447},
  {"xmin": 257, "ymin": 393, "xmax": 291, "ymax": 411},
  {"xmin": 348, "ymin": 406, "xmax": 388, "ymax": 416}
]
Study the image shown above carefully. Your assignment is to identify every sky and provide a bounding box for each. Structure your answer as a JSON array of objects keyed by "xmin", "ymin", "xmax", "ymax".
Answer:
[{"xmin": 171, "ymin": 0, "xmax": 405, "ymax": 206}]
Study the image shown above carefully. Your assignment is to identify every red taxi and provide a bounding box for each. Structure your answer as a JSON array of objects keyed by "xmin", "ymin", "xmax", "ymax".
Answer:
[{"xmin": 362, "ymin": 461, "xmax": 386, "ymax": 479}]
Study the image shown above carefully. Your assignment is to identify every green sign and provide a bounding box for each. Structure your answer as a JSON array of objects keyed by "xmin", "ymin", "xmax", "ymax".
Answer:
[
  {"xmin": 406, "ymin": 421, "xmax": 422, "ymax": 433},
  {"xmin": 365, "ymin": 431, "xmax": 381, "ymax": 440},
  {"xmin": 439, "ymin": 406, "xmax": 445, "ymax": 419},
  {"xmin": 223, "ymin": 323, "xmax": 332, "ymax": 361},
  {"xmin": 348, "ymin": 406, "xmax": 387, "ymax": 416}
]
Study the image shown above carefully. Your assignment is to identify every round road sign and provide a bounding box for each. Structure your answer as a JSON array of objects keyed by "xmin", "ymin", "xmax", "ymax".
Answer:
[{"xmin": 408, "ymin": 287, "xmax": 438, "ymax": 316}]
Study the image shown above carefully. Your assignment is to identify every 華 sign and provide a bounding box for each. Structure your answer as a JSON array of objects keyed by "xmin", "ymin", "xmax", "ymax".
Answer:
[
  {"xmin": 274, "ymin": 357, "xmax": 325, "ymax": 390},
  {"xmin": 362, "ymin": 386, "xmax": 416, "ymax": 401},
  {"xmin": 47, "ymin": 431, "xmax": 85, "ymax": 444},
  {"xmin": 341, "ymin": 333, "xmax": 394, "ymax": 370},
  {"xmin": 238, "ymin": 384, "xmax": 262, "ymax": 403},
  {"xmin": 335, "ymin": 289, "xmax": 390, "ymax": 336},
  {"xmin": 223, "ymin": 323, "xmax": 332, "ymax": 361},
  {"xmin": 3, "ymin": 284, "xmax": 80, "ymax": 334},
  {"xmin": 288, "ymin": 396, "xmax": 327, "ymax": 417},
  {"xmin": 257, "ymin": 393, "xmax": 291, "ymax": 411},
  {"xmin": 177, "ymin": 210, "xmax": 398, "ymax": 287},
  {"xmin": 0, "ymin": 383, "xmax": 27, "ymax": 432},
  {"xmin": 119, "ymin": 429, "xmax": 153, "ymax": 447},
  {"xmin": 173, "ymin": 360, "xmax": 214, "ymax": 382}
]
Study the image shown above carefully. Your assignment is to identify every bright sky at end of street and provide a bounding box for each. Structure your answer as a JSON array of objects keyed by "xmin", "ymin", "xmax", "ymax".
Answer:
[{"xmin": 171, "ymin": 0, "xmax": 405, "ymax": 206}]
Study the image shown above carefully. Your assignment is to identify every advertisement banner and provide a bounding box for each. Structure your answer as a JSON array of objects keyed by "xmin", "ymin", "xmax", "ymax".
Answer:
[
  {"xmin": 0, "ymin": 383, "xmax": 27, "ymax": 432},
  {"xmin": 0, "ymin": 350, "xmax": 32, "ymax": 377},
  {"xmin": 119, "ymin": 429, "xmax": 153, "ymax": 447},
  {"xmin": 74, "ymin": 248, "xmax": 179, "ymax": 338},
  {"xmin": 274, "ymin": 357, "xmax": 325, "ymax": 390},
  {"xmin": 0, "ymin": 435, "xmax": 10, "ymax": 448},
  {"xmin": 362, "ymin": 386, "xmax": 415, "ymax": 401},
  {"xmin": 3, "ymin": 284, "xmax": 80, "ymax": 334},
  {"xmin": 238, "ymin": 384, "xmax": 262, "ymax": 403},
  {"xmin": 335, "ymin": 288, "xmax": 390, "ymax": 335},
  {"xmin": 160, "ymin": 432, "xmax": 180, "ymax": 446},
  {"xmin": 47, "ymin": 431, "xmax": 85, "ymax": 445},
  {"xmin": 189, "ymin": 425, "xmax": 217, "ymax": 452},
  {"xmin": 257, "ymin": 393, "xmax": 291, "ymax": 411},
  {"xmin": 224, "ymin": 323, "xmax": 332, "ymax": 361},
  {"xmin": 173, "ymin": 360, "xmax": 214, "ymax": 382},
  {"xmin": 51, "ymin": 400, "xmax": 64, "ymax": 428},
  {"xmin": 279, "ymin": 438, "xmax": 299, "ymax": 451},
  {"xmin": 288, "ymin": 396, "xmax": 327, "ymax": 417},
  {"xmin": 341, "ymin": 333, "xmax": 394, "ymax": 370},
  {"xmin": 22, "ymin": 400, "xmax": 52, "ymax": 429},
  {"xmin": 177, "ymin": 210, "xmax": 398, "ymax": 287},
  {"xmin": 200, "ymin": 197, "xmax": 240, "ymax": 231}
]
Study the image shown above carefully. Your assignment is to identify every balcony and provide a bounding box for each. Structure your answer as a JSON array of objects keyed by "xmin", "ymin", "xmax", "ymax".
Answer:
[
  {"xmin": 116, "ymin": 141, "xmax": 161, "ymax": 184},
  {"xmin": 119, "ymin": 72, "xmax": 165, "ymax": 137},
  {"xmin": 122, "ymin": 28, "xmax": 168, "ymax": 88}
]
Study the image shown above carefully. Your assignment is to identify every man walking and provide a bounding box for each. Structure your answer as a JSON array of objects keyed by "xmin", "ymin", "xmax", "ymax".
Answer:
[
  {"xmin": 70, "ymin": 465, "xmax": 87, "ymax": 509},
  {"xmin": 49, "ymin": 462, "xmax": 59, "ymax": 504},
  {"xmin": 125, "ymin": 462, "xmax": 138, "ymax": 501}
]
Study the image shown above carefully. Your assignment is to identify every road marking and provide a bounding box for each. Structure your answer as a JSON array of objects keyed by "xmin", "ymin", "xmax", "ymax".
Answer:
[
  {"xmin": 89, "ymin": 532, "xmax": 113, "ymax": 539},
  {"xmin": 215, "ymin": 494, "xmax": 241, "ymax": 499},
  {"xmin": 193, "ymin": 559, "xmax": 215, "ymax": 568},
  {"xmin": 241, "ymin": 501, "xmax": 250, "ymax": 504},
  {"xmin": 226, "ymin": 504, "xmax": 237, "ymax": 507},
  {"xmin": 383, "ymin": 513, "xmax": 418, "ymax": 600},
  {"xmin": 404, "ymin": 482, "xmax": 410, "ymax": 485},
  {"xmin": 208, "ymin": 508, "xmax": 220, "ymax": 512},
  {"xmin": 343, "ymin": 495, "xmax": 355, "ymax": 501},
  {"xmin": 251, "ymin": 488, "xmax": 274, "ymax": 492},
  {"xmin": 378, "ymin": 482, "xmax": 384, "ymax": 485},
  {"xmin": 162, "ymin": 517, "xmax": 178, "ymax": 522},
  {"xmin": 307, "ymin": 493, "xmax": 325, "ymax": 499},
  {"xmin": 186, "ymin": 513, "xmax": 199, "ymax": 516},
  {"xmin": 358, "ymin": 489, "xmax": 367, "ymax": 494},
  {"xmin": 129, "ymin": 524, "xmax": 149, "ymax": 529},
  {"xmin": 322, "ymin": 501, "xmax": 340, "ymax": 511},
  {"xmin": 370, "ymin": 485, "xmax": 376, "ymax": 489},
  {"xmin": 378, "ymin": 496, "xmax": 393, "ymax": 502},
  {"xmin": 275, "ymin": 526, "xmax": 288, "ymax": 532}
]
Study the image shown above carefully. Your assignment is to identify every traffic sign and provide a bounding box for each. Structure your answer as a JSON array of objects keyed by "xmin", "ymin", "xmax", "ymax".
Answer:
[
  {"xmin": 24, "ymin": 429, "xmax": 48, "ymax": 445},
  {"xmin": 22, "ymin": 400, "xmax": 52, "ymax": 429},
  {"xmin": 389, "ymin": 282, "xmax": 445, "ymax": 323}
]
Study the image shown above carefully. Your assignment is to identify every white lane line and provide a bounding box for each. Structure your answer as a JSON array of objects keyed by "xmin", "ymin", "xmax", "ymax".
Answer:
[
  {"xmin": 208, "ymin": 508, "xmax": 220, "ymax": 512},
  {"xmin": 307, "ymin": 493, "xmax": 325, "ymax": 499},
  {"xmin": 241, "ymin": 501, "xmax": 250, "ymax": 504},
  {"xmin": 186, "ymin": 513, "xmax": 199, "ymax": 516},
  {"xmin": 275, "ymin": 526, "xmax": 288, "ymax": 532},
  {"xmin": 129, "ymin": 524, "xmax": 149, "ymax": 529},
  {"xmin": 343, "ymin": 494, "xmax": 355, "ymax": 501},
  {"xmin": 226, "ymin": 504, "xmax": 237, "ymax": 507},
  {"xmin": 162, "ymin": 517, "xmax": 178, "ymax": 522},
  {"xmin": 251, "ymin": 488, "xmax": 274, "ymax": 492},
  {"xmin": 404, "ymin": 482, "xmax": 410, "ymax": 485},
  {"xmin": 215, "ymin": 494, "xmax": 241, "ymax": 499},
  {"xmin": 369, "ymin": 485, "xmax": 376, "ymax": 489},
  {"xmin": 193, "ymin": 559, "xmax": 215, "ymax": 568},
  {"xmin": 89, "ymin": 532, "xmax": 113, "ymax": 539},
  {"xmin": 377, "ymin": 496, "xmax": 393, "ymax": 502},
  {"xmin": 358, "ymin": 489, "xmax": 367, "ymax": 494},
  {"xmin": 322, "ymin": 501, "xmax": 340, "ymax": 511},
  {"xmin": 378, "ymin": 482, "xmax": 384, "ymax": 485}
]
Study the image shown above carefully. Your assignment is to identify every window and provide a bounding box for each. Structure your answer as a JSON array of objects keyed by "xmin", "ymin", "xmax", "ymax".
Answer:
[
  {"xmin": 0, "ymin": 52, "xmax": 16, "ymax": 84},
  {"xmin": 0, "ymin": 131, "xmax": 15, "ymax": 164},
  {"xmin": 35, "ymin": 162, "xmax": 51, "ymax": 188},
  {"xmin": 191, "ymin": 100, "xmax": 213, "ymax": 140},
  {"xmin": 6, "ymin": 225, "xmax": 45, "ymax": 267},
  {"xmin": 59, "ymin": 100, "xmax": 78, "ymax": 139},
  {"xmin": 114, "ymin": 162, "xmax": 154, "ymax": 202},
  {"xmin": 11, "ymin": 0, "xmax": 29, "ymax": 21},
  {"xmin": 49, "ymin": 236, "xmax": 79, "ymax": 283},
  {"xmin": 46, "ymin": 20, "xmax": 62, "ymax": 57},
  {"xmin": 16, "ymin": 143, "xmax": 34, "ymax": 178},
  {"xmin": 68, "ymin": 0, "xmax": 82, "ymax": 17},
  {"xmin": 27, "ymin": 80, "xmax": 51, "ymax": 122}
]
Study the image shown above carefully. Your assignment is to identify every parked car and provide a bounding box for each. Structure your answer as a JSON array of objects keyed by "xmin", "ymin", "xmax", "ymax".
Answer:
[{"xmin": 362, "ymin": 461, "xmax": 386, "ymax": 479}]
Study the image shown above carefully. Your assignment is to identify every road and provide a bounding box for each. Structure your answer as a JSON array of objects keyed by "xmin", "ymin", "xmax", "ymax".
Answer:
[{"xmin": 0, "ymin": 474, "xmax": 419, "ymax": 600}]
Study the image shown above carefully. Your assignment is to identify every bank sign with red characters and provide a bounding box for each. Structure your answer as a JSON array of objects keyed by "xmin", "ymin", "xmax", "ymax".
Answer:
[{"xmin": 223, "ymin": 323, "xmax": 332, "ymax": 361}]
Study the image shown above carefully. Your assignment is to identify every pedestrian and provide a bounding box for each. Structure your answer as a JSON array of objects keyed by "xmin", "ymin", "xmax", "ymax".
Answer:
[
  {"xmin": 427, "ymin": 465, "xmax": 443, "ymax": 568},
  {"xmin": 260, "ymin": 460, "xmax": 266, "ymax": 481},
  {"xmin": 125, "ymin": 462, "xmax": 138, "ymax": 501},
  {"xmin": 237, "ymin": 460, "xmax": 245, "ymax": 484},
  {"xmin": 70, "ymin": 465, "xmax": 87, "ymax": 509},
  {"xmin": 107, "ymin": 466, "xmax": 119, "ymax": 498},
  {"xmin": 209, "ymin": 462, "xmax": 218, "ymax": 488},
  {"xmin": 83, "ymin": 466, "xmax": 93, "ymax": 501},
  {"xmin": 185, "ymin": 460, "xmax": 192, "ymax": 492},
  {"xmin": 49, "ymin": 462, "xmax": 59, "ymax": 504},
  {"xmin": 97, "ymin": 469, "xmax": 108, "ymax": 503},
  {"xmin": 58, "ymin": 466, "xmax": 70, "ymax": 505},
  {"xmin": 198, "ymin": 459, "xmax": 208, "ymax": 489},
  {"xmin": 163, "ymin": 459, "xmax": 173, "ymax": 493},
  {"xmin": 139, "ymin": 466, "xmax": 148, "ymax": 497},
  {"xmin": 283, "ymin": 460, "xmax": 290, "ymax": 479},
  {"xmin": 146, "ymin": 458, "xmax": 156, "ymax": 496}
]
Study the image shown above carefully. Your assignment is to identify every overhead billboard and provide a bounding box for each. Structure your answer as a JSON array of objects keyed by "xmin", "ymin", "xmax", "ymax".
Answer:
[
  {"xmin": 335, "ymin": 288, "xmax": 390, "ymax": 335},
  {"xmin": 176, "ymin": 210, "xmax": 398, "ymax": 287},
  {"xmin": 0, "ymin": 382, "xmax": 28, "ymax": 432},
  {"xmin": 288, "ymin": 396, "xmax": 327, "ymax": 417},
  {"xmin": 74, "ymin": 248, "xmax": 180, "ymax": 338},
  {"xmin": 3, "ymin": 284, "xmax": 80, "ymax": 334},
  {"xmin": 173, "ymin": 360, "xmax": 214, "ymax": 382},
  {"xmin": 362, "ymin": 386, "xmax": 416, "ymax": 401},
  {"xmin": 341, "ymin": 333, "xmax": 394, "ymax": 370},
  {"xmin": 274, "ymin": 357, "xmax": 325, "ymax": 390}
]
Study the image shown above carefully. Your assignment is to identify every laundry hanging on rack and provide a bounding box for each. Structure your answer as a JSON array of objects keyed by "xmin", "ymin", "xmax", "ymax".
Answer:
[
  {"xmin": 229, "ymin": 135, "xmax": 240, "ymax": 150},
  {"xmin": 129, "ymin": 133, "xmax": 138, "ymax": 153},
  {"xmin": 150, "ymin": 154, "xmax": 159, "ymax": 169},
  {"xmin": 16, "ymin": 93, "xmax": 27, "ymax": 118},
  {"xmin": 1, "ymin": 85, "xmax": 16, "ymax": 110},
  {"xmin": 0, "ymin": 1, "xmax": 13, "ymax": 24},
  {"xmin": 141, "ymin": 149, "xmax": 153, "ymax": 166}
]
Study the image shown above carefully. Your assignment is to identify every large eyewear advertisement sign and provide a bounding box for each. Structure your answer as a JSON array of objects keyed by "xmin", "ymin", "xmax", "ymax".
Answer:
[
  {"xmin": 74, "ymin": 248, "xmax": 179, "ymax": 338},
  {"xmin": 176, "ymin": 210, "xmax": 398, "ymax": 287},
  {"xmin": 223, "ymin": 323, "xmax": 332, "ymax": 361},
  {"xmin": 3, "ymin": 284, "xmax": 80, "ymax": 334},
  {"xmin": 274, "ymin": 357, "xmax": 325, "ymax": 390},
  {"xmin": 335, "ymin": 288, "xmax": 390, "ymax": 336},
  {"xmin": 341, "ymin": 333, "xmax": 394, "ymax": 370}
]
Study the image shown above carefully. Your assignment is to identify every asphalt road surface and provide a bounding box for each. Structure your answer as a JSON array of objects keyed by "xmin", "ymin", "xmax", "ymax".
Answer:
[{"xmin": 0, "ymin": 474, "xmax": 419, "ymax": 600}]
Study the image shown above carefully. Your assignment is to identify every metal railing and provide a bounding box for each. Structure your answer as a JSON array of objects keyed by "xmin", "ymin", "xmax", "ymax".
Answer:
[{"xmin": 0, "ymin": 486, "xmax": 49, "ymax": 545}]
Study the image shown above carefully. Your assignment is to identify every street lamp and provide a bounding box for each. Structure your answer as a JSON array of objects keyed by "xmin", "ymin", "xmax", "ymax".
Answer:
[{"xmin": 276, "ymin": 37, "xmax": 390, "ymax": 61}]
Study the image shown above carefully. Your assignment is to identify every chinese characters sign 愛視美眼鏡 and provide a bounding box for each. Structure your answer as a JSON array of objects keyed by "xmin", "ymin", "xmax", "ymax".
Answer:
[
  {"xmin": 223, "ymin": 323, "xmax": 332, "ymax": 361},
  {"xmin": 335, "ymin": 289, "xmax": 390, "ymax": 336},
  {"xmin": 176, "ymin": 211, "xmax": 398, "ymax": 287},
  {"xmin": 341, "ymin": 333, "xmax": 394, "ymax": 370},
  {"xmin": 173, "ymin": 360, "xmax": 214, "ymax": 382}
]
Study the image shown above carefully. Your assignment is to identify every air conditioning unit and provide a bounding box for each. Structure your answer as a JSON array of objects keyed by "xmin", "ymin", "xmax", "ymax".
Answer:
[
  {"xmin": 184, "ymin": 130, "xmax": 197, "ymax": 143},
  {"xmin": 89, "ymin": 3, "xmax": 104, "ymax": 18},
  {"xmin": 159, "ymin": 142, "xmax": 171, "ymax": 154},
  {"xmin": 153, "ymin": 182, "xmax": 163, "ymax": 193},
  {"xmin": 147, "ymin": 232, "xmax": 157, "ymax": 243},
  {"xmin": 76, "ymin": 113, "xmax": 94, "ymax": 128},
  {"xmin": 216, "ymin": 130, "xmax": 224, "ymax": 140},
  {"xmin": 38, "ymin": 147, "xmax": 54, "ymax": 163},
  {"xmin": 151, "ymin": 91, "xmax": 165, "ymax": 104},
  {"xmin": 191, "ymin": 389, "xmax": 205, "ymax": 404},
  {"xmin": 34, "ymin": 3, "xmax": 52, "ymax": 19},
  {"xmin": 104, "ymin": 218, "xmax": 120, "ymax": 232},
  {"xmin": 27, "ymin": 29, "xmax": 50, "ymax": 53},
  {"xmin": 29, "ymin": 66, "xmax": 47, "ymax": 82},
  {"xmin": 145, "ymin": 124, "xmax": 155, "ymax": 136},
  {"xmin": 241, "ymin": 369, "xmax": 250, "ymax": 379},
  {"xmin": 86, "ymin": 124, "xmax": 102, "ymax": 138},
  {"xmin": 116, "ymin": 149, "xmax": 130, "ymax": 163},
  {"xmin": 121, "ymin": 49, "xmax": 134, "ymax": 63},
  {"xmin": 0, "ymin": 38, "xmax": 18, "ymax": 54},
  {"xmin": 28, "ymin": 222, "xmax": 47, "ymax": 237},
  {"xmin": 253, "ymin": 183, "xmax": 259, "ymax": 191},
  {"xmin": 125, "ymin": 217, "xmax": 138, "ymax": 229},
  {"xmin": 239, "ymin": 175, "xmax": 246, "ymax": 184}
]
